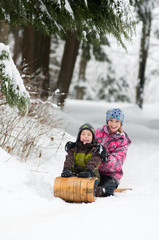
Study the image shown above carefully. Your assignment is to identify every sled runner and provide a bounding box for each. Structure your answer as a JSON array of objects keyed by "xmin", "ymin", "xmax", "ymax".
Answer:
[{"xmin": 54, "ymin": 176, "xmax": 132, "ymax": 203}]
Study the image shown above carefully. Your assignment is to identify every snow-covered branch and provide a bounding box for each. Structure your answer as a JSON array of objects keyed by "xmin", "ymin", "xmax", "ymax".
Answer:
[{"xmin": 0, "ymin": 43, "xmax": 30, "ymax": 114}]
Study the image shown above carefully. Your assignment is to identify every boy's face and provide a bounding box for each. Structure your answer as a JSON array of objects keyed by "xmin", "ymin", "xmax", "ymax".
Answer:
[
  {"xmin": 80, "ymin": 129, "xmax": 93, "ymax": 144},
  {"xmin": 108, "ymin": 118, "xmax": 121, "ymax": 133}
]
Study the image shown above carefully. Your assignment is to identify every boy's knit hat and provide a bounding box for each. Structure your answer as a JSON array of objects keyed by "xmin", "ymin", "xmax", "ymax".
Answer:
[
  {"xmin": 76, "ymin": 123, "xmax": 95, "ymax": 143},
  {"xmin": 106, "ymin": 108, "xmax": 125, "ymax": 124}
]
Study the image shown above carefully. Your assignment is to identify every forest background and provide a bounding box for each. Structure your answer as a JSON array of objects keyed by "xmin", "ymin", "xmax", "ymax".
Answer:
[{"xmin": 0, "ymin": 0, "xmax": 158, "ymax": 110}]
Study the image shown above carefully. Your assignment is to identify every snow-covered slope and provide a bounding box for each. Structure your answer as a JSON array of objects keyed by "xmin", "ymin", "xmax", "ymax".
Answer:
[{"xmin": 0, "ymin": 100, "xmax": 159, "ymax": 240}]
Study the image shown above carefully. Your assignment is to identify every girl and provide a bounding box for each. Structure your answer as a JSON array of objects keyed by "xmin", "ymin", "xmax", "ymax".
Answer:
[{"xmin": 95, "ymin": 108, "xmax": 131, "ymax": 197}]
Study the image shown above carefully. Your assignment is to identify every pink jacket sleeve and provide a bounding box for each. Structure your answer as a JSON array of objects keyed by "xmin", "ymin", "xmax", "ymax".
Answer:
[{"xmin": 99, "ymin": 140, "xmax": 128, "ymax": 173}]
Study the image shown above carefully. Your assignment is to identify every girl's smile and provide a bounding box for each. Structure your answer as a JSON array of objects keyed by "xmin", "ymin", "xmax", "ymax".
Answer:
[{"xmin": 108, "ymin": 119, "xmax": 121, "ymax": 133}]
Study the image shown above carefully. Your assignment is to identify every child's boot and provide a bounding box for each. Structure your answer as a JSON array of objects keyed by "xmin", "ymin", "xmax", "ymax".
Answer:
[{"xmin": 95, "ymin": 186, "xmax": 105, "ymax": 197}]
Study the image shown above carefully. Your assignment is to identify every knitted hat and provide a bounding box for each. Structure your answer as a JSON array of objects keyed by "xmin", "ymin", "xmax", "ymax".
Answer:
[
  {"xmin": 76, "ymin": 123, "xmax": 95, "ymax": 143},
  {"xmin": 106, "ymin": 108, "xmax": 125, "ymax": 124}
]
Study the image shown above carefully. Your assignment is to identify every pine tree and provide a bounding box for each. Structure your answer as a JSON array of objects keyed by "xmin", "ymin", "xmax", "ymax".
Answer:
[
  {"xmin": 0, "ymin": 0, "xmax": 136, "ymax": 105},
  {"xmin": 56, "ymin": 0, "xmax": 136, "ymax": 104},
  {"xmin": 0, "ymin": 43, "xmax": 30, "ymax": 114},
  {"xmin": 97, "ymin": 66, "xmax": 130, "ymax": 102},
  {"xmin": 0, "ymin": 1, "xmax": 135, "ymax": 44}
]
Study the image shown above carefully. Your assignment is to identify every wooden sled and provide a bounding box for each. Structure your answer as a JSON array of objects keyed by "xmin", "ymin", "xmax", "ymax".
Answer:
[{"xmin": 54, "ymin": 176, "xmax": 132, "ymax": 203}]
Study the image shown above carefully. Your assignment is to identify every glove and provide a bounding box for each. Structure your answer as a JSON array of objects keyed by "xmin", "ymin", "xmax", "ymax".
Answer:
[
  {"xmin": 77, "ymin": 169, "xmax": 94, "ymax": 178},
  {"xmin": 61, "ymin": 168, "xmax": 73, "ymax": 177},
  {"xmin": 65, "ymin": 141, "xmax": 76, "ymax": 152}
]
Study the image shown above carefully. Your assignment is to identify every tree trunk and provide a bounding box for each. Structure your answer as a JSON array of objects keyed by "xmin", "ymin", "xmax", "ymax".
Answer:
[
  {"xmin": 0, "ymin": 21, "xmax": 9, "ymax": 44},
  {"xmin": 76, "ymin": 41, "xmax": 90, "ymax": 99},
  {"xmin": 57, "ymin": 31, "xmax": 80, "ymax": 105},
  {"xmin": 13, "ymin": 26, "xmax": 21, "ymax": 64},
  {"xmin": 78, "ymin": 57, "xmax": 87, "ymax": 82},
  {"xmin": 33, "ymin": 30, "xmax": 43, "ymax": 72},
  {"xmin": 136, "ymin": 11, "xmax": 152, "ymax": 109},
  {"xmin": 76, "ymin": 57, "xmax": 87, "ymax": 99},
  {"xmin": 22, "ymin": 25, "xmax": 35, "ymax": 75},
  {"xmin": 33, "ymin": 31, "xmax": 51, "ymax": 99},
  {"xmin": 22, "ymin": 26, "xmax": 51, "ymax": 99},
  {"xmin": 40, "ymin": 34, "xmax": 51, "ymax": 99}
]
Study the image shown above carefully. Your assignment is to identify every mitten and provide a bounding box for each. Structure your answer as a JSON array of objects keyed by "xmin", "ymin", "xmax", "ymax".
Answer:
[
  {"xmin": 65, "ymin": 141, "xmax": 76, "ymax": 152},
  {"xmin": 61, "ymin": 168, "xmax": 73, "ymax": 177},
  {"xmin": 77, "ymin": 169, "xmax": 94, "ymax": 178}
]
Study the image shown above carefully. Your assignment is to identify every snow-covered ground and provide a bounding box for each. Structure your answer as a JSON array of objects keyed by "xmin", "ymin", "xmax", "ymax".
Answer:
[{"xmin": 0, "ymin": 100, "xmax": 159, "ymax": 240}]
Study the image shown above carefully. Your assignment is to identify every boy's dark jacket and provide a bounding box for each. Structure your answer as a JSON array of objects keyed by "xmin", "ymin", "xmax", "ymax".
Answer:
[{"xmin": 63, "ymin": 141, "xmax": 101, "ymax": 175}]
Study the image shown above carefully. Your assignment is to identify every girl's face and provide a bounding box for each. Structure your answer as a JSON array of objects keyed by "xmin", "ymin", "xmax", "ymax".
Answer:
[
  {"xmin": 80, "ymin": 129, "xmax": 93, "ymax": 144},
  {"xmin": 108, "ymin": 119, "xmax": 121, "ymax": 133}
]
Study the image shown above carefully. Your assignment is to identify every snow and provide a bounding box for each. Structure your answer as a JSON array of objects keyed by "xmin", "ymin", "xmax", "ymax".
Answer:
[
  {"xmin": 0, "ymin": 99, "xmax": 159, "ymax": 240},
  {"xmin": 0, "ymin": 43, "xmax": 30, "ymax": 98}
]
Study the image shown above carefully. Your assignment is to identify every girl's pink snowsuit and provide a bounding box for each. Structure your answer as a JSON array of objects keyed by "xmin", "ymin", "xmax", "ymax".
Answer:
[{"xmin": 95, "ymin": 125, "xmax": 131, "ymax": 183}]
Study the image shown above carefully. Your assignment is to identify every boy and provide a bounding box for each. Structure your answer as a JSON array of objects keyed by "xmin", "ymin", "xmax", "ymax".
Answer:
[{"xmin": 61, "ymin": 123, "xmax": 103, "ymax": 181}]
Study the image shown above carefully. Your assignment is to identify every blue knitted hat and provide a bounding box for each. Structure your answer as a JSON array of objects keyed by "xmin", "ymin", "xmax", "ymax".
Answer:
[{"xmin": 106, "ymin": 108, "xmax": 125, "ymax": 124}]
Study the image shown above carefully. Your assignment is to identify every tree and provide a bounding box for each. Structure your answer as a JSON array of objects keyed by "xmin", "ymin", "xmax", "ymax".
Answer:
[
  {"xmin": 97, "ymin": 66, "xmax": 131, "ymax": 102},
  {"xmin": 22, "ymin": 26, "xmax": 51, "ymax": 99},
  {"xmin": 75, "ymin": 35, "xmax": 110, "ymax": 99},
  {"xmin": 135, "ymin": 0, "xmax": 154, "ymax": 108},
  {"xmin": 0, "ymin": 0, "xmax": 136, "ymax": 105},
  {"xmin": 0, "ymin": 21, "xmax": 9, "ymax": 44},
  {"xmin": 22, "ymin": 25, "xmax": 35, "ymax": 75},
  {"xmin": 56, "ymin": 31, "xmax": 80, "ymax": 104},
  {"xmin": 75, "ymin": 41, "xmax": 91, "ymax": 99},
  {"xmin": 56, "ymin": 0, "xmax": 136, "ymax": 104},
  {"xmin": 12, "ymin": 26, "xmax": 22, "ymax": 64},
  {"xmin": 0, "ymin": 0, "xmax": 73, "ymax": 102}
]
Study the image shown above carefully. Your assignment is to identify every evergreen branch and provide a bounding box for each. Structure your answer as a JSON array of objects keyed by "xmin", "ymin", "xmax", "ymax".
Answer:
[{"xmin": 0, "ymin": 45, "xmax": 30, "ymax": 114}]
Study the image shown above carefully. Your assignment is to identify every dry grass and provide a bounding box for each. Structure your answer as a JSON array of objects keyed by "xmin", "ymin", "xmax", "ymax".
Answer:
[{"xmin": 0, "ymin": 98, "xmax": 64, "ymax": 161}]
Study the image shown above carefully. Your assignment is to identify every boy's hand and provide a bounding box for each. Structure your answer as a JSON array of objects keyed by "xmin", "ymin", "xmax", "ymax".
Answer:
[
  {"xmin": 77, "ymin": 169, "xmax": 94, "ymax": 178},
  {"xmin": 61, "ymin": 168, "xmax": 73, "ymax": 177}
]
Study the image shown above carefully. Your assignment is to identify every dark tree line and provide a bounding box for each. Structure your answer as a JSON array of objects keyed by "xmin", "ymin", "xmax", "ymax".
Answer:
[{"xmin": 1, "ymin": 0, "xmax": 152, "ymax": 107}]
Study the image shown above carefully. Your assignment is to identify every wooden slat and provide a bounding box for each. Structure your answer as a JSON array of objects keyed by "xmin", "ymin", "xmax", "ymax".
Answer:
[{"xmin": 114, "ymin": 188, "xmax": 132, "ymax": 193}]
